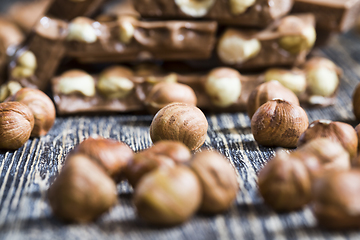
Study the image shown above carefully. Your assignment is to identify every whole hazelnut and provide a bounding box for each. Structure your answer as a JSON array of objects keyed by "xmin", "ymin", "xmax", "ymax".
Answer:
[
  {"xmin": 353, "ymin": 82, "xmax": 360, "ymax": 121},
  {"xmin": 67, "ymin": 17, "xmax": 97, "ymax": 43},
  {"xmin": 48, "ymin": 153, "xmax": 117, "ymax": 223},
  {"xmin": 125, "ymin": 140, "xmax": 191, "ymax": 187},
  {"xmin": 73, "ymin": 137, "xmax": 134, "ymax": 182},
  {"xmin": 174, "ymin": 0, "xmax": 215, "ymax": 17},
  {"xmin": 312, "ymin": 170, "xmax": 360, "ymax": 229},
  {"xmin": 298, "ymin": 120, "xmax": 358, "ymax": 160},
  {"xmin": 247, "ymin": 80, "xmax": 299, "ymax": 119},
  {"xmin": 190, "ymin": 150, "xmax": 238, "ymax": 214},
  {"xmin": 204, "ymin": 67, "xmax": 242, "ymax": 107},
  {"xmin": 251, "ymin": 99, "xmax": 308, "ymax": 148},
  {"xmin": 0, "ymin": 102, "xmax": 34, "ymax": 150},
  {"xmin": 133, "ymin": 165, "xmax": 202, "ymax": 226},
  {"xmin": 145, "ymin": 82, "xmax": 197, "ymax": 115},
  {"xmin": 57, "ymin": 69, "xmax": 96, "ymax": 97},
  {"xmin": 6, "ymin": 88, "xmax": 55, "ymax": 137},
  {"xmin": 150, "ymin": 103, "xmax": 208, "ymax": 151},
  {"xmin": 258, "ymin": 150, "xmax": 312, "ymax": 212}
]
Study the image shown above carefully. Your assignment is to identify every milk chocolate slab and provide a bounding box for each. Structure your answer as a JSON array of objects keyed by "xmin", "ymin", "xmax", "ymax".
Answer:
[
  {"xmin": 133, "ymin": 0, "xmax": 293, "ymax": 28},
  {"xmin": 66, "ymin": 18, "xmax": 217, "ymax": 63},
  {"xmin": 292, "ymin": 0, "xmax": 360, "ymax": 32}
]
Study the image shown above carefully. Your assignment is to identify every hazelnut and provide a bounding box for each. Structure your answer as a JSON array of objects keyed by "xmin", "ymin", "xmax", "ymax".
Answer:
[
  {"xmin": 6, "ymin": 88, "xmax": 56, "ymax": 137},
  {"xmin": 48, "ymin": 153, "xmax": 117, "ymax": 223},
  {"xmin": 0, "ymin": 81, "xmax": 22, "ymax": 102},
  {"xmin": 0, "ymin": 102, "xmax": 34, "ymax": 150},
  {"xmin": 10, "ymin": 50, "xmax": 37, "ymax": 79},
  {"xmin": 204, "ymin": 67, "xmax": 241, "ymax": 107},
  {"xmin": 73, "ymin": 137, "xmax": 134, "ymax": 182},
  {"xmin": 258, "ymin": 150, "xmax": 312, "ymax": 212},
  {"xmin": 58, "ymin": 69, "xmax": 96, "ymax": 97},
  {"xmin": 174, "ymin": 0, "xmax": 215, "ymax": 17},
  {"xmin": 278, "ymin": 16, "xmax": 316, "ymax": 54},
  {"xmin": 145, "ymin": 82, "xmax": 197, "ymax": 114},
  {"xmin": 118, "ymin": 16, "xmax": 136, "ymax": 44},
  {"xmin": 247, "ymin": 80, "xmax": 300, "ymax": 119},
  {"xmin": 125, "ymin": 140, "xmax": 191, "ymax": 187},
  {"xmin": 67, "ymin": 17, "xmax": 97, "ymax": 43},
  {"xmin": 264, "ymin": 68, "xmax": 307, "ymax": 95},
  {"xmin": 190, "ymin": 150, "xmax": 238, "ymax": 214},
  {"xmin": 133, "ymin": 165, "xmax": 202, "ymax": 226},
  {"xmin": 150, "ymin": 103, "xmax": 208, "ymax": 151},
  {"xmin": 217, "ymin": 29, "xmax": 261, "ymax": 65},
  {"xmin": 304, "ymin": 57, "xmax": 340, "ymax": 97},
  {"xmin": 229, "ymin": 0, "xmax": 256, "ymax": 15},
  {"xmin": 251, "ymin": 99, "xmax": 309, "ymax": 148},
  {"xmin": 97, "ymin": 66, "xmax": 135, "ymax": 99},
  {"xmin": 11, "ymin": 66, "xmax": 34, "ymax": 78},
  {"xmin": 312, "ymin": 170, "xmax": 360, "ymax": 229},
  {"xmin": 298, "ymin": 120, "xmax": 358, "ymax": 160}
]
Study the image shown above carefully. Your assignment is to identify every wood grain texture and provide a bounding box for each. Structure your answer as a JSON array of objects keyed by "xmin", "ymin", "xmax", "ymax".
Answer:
[{"xmin": 1, "ymin": 31, "xmax": 360, "ymax": 239}]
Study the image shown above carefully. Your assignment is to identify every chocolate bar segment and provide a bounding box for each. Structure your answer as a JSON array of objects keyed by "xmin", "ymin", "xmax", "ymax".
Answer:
[
  {"xmin": 292, "ymin": 0, "xmax": 360, "ymax": 32},
  {"xmin": 66, "ymin": 17, "xmax": 218, "ymax": 63},
  {"xmin": 133, "ymin": 0, "xmax": 293, "ymax": 28}
]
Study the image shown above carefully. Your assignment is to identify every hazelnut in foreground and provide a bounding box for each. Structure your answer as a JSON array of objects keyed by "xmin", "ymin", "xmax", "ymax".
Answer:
[
  {"xmin": 190, "ymin": 150, "xmax": 238, "ymax": 214},
  {"xmin": 247, "ymin": 80, "xmax": 299, "ymax": 119},
  {"xmin": 125, "ymin": 140, "xmax": 191, "ymax": 187},
  {"xmin": 58, "ymin": 69, "xmax": 96, "ymax": 97},
  {"xmin": 133, "ymin": 165, "xmax": 202, "ymax": 226},
  {"xmin": 145, "ymin": 82, "xmax": 197, "ymax": 114},
  {"xmin": 0, "ymin": 102, "xmax": 34, "ymax": 150},
  {"xmin": 48, "ymin": 153, "xmax": 117, "ymax": 223},
  {"xmin": 150, "ymin": 103, "xmax": 208, "ymax": 151},
  {"xmin": 251, "ymin": 99, "xmax": 308, "ymax": 148},
  {"xmin": 312, "ymin": 170, "xmax": 360, "ymax": 229},
  {"xmin": 74, "ymin": 137, "xmax": 134, "ymax": 182},
  {"xmin": 204, "ymin": 67, "xmax": 242, "ymax": 108},
  {"xmin": 6, "ymin": 88, "xmax": 56, "ymax": 137},
  {"xmin": 258, "ymin": 150, "xmax": 312, "ymax": 212},
  {"xmin": 174, "ymin": 0, "xmax": 215, "ymax": 17}
]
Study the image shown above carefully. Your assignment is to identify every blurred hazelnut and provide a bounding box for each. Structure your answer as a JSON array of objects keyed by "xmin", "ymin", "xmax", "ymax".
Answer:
[
  {"xmin": 118, "ymin": 16, "xmax": 136, "ymax": 44},
  {"xmin": 17, "ymin": 50, "xmax": 37, "ymax": 70},
  {"xmin": 247, "ymin": 80, "xmax": 299, "ymax": 119},
  {"xmin": 67, "ymin": 17, "xmax": 97, "ymax": 43},
  {"xmin": 0, "ymin": 102, "xmax": 34, "ymax": 150},
  {"xmin": 264, "ymin": 68, "xmax": 306, "ymax": 95},
  {"xmin": 150, "ymin": 103, "xmax": 208, "ymax": 151},
  {"xmin": 304, "ymin": 57, "xmax": 340, "ymax": 97},
  {"xmin": 190, "ymin": 150, "xmax": 238, "ymax": 214},
  {"xmin": 97, "ymin": 66, "xmax": 135, "ymax": 99},
  {"xmin": 58, "ymin": 69, "xmax": 96, "ymax": 97},
  {"xmin": 251, "ymin": 99, "xmax": 308, "ymax": 148},
  {"xmin": 278, "ymin": 16, "xmax": 316, "ymax": 54},
  {"xmin": 229, "ymin": 0, "xmax": 256, "ymax": 15},
  {"xmin": 11, "ymin": 66, "xmax": 34, "ymax": 78},
  {"xmin": 48, "ymin": 153, "xmax": 117, "ymax": 223},
  {"xmin": 258, "ymin": 150, "xmax": 312, "ymax": 212},
  {"xmin": 74, "ymin": 137, "xmax": 134, "ymax": 181},
  {"xmin": 204, "ymin": 67, "xmax": 241, "ymax": 107},
  {"xmin": 125, "ymin": 140, "xmax": 191, "ymax": 187},
  {"xmin": 0, "ymin": 81, "xmax": 22, "ymax": 102},
  {"xmin": 134, "ymin": 165, "xmax": 202, "ymax": 226},
  {"xmin": 6, "ymin": 88, "xmax": 56, "ymax": 137},
  {"xmin": 298, "ymin": 120, "xmax": 358, "ymax": 160},
  {"xmin": 217, "ymin": 29, "xmax": 261, "ymax": 65},
  {"xmin": 312, "ymin": 170, "xmax": 360, "ymax": 229},
  {"xmin": 174, "ymin": 0, "xmax": 215, "ymax": 17},
  {"xmin": 145, "ymin": 82, "xmax": 197, "ymax": 114}
]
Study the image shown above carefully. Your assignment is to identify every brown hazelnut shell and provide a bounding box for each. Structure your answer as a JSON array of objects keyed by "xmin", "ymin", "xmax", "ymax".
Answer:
[
  {"xmin": 145, "ymin": 82, "xmax": 197, "ymax": 115},
  {"xmin": 258, "ymin": 150, "xmax": 312, "ymax": 212},
  {"xmin": 133, "ymin": 165, "xmax": 202, "ymax": 226},
  {"xmin": 0, "ymin": 102, "xmax": 34, "ymax": 150},
  {"xmin": 190, "ymin": 150, "xmax": 238, "ymax": 214},
  {"xmin": 312, "ymin": 170, "xmax": 360, "ymax": 229},
  {"xmin": 74, "ymin": 137, "xmax": 134, "ymax": 182},
  {"xmin": 247, "ymin": 80, "xmax": 300, "ymax": 120},
  {"xmin": 297, "ymin": 120, "xmax": 358, "ymax": 160},
  {"xmin": 251, "ymin": 99, "xmax": 308, "ymax": 148},
  {"xmin": 150, "ymin": 103, "xmax": 208, "ymax": 151},
  {"xmin": 48, "ymin": 153, "xmax": 117, "ymax": 223},
  {"xmin": 6, "ymin": 88, "xmax": 56, "ymax": 137}
]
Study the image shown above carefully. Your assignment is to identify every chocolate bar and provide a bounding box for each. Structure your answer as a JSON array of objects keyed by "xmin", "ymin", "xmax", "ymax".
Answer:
[
  {"xmin": 66, "ymin": 17, "xmax": 217, "ymax": 63},
  {"xmin": 292, "ymin": 0, "xmax": 360, "ymax": 32},
  {"xmin": 132, "ymin": 0, "xmax": 293, "ymax": 28}
]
